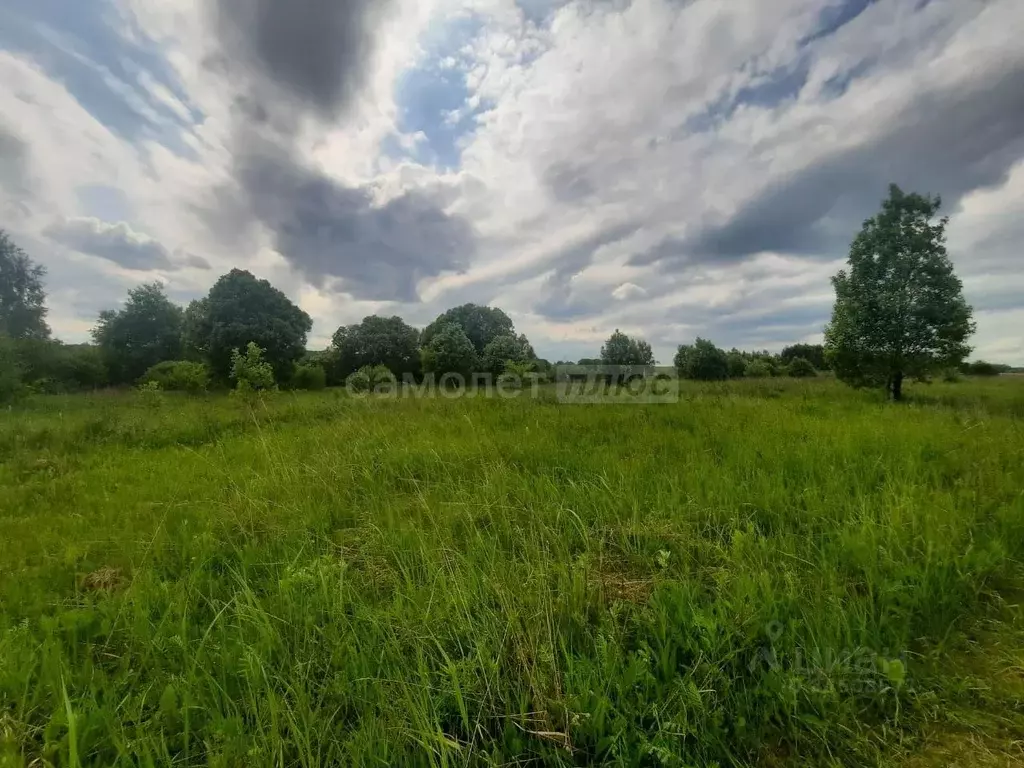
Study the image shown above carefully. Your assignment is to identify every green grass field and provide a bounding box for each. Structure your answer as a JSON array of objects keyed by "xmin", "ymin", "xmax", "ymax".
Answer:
[{"xmin": 1, "ymin": 378, "xmax": 1023, "ymax": 766}]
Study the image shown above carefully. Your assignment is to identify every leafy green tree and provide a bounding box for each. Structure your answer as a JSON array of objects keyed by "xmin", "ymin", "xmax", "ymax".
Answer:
[
  {"xmin": 600, "ymin": 330, "xmax": 655, "ymax": 366},
  {"xmin": 726, "ymin": 350, "xmax": 747, "ymax": 379},
  {"xmin": 825, "ymin": 185, "xmax": 974, "ymax": 400},
  {"xmin": 0, "ymin": 335, "xmax": 24, "ymax": 403},
  {"xmin": 674, "ymin": 338, "xmax": 728, "ymax": 381},
  {"xmin": 781, "ymin": 343, "xmax": 826, "ymax": 371},
  {"xmin": 230, "ymin": 342, "xmax": 275, "ymax": 392},
  {"xmin": 421, "ymin": 304, "xmax": 514, "ymax": 355},
  {"xmin": 92, "ymin": 283, "xmax": 183, "ymax": 384},
  {"xmin": 786, "ymin": 357, "xmax": 817, "ymax": 378},
  {"xmin": 197, "ymin": 270, "xmax": 312, "ymax": 383},
  {"xmin": 181, "ymin": 298, "xmax": 211, "ymax": 362},
  {"xmin": 481, "ymin": 333, "xmax": 534, "ymax": 376},
  {"xmin": 330, "ymin": 315, "xmax": 421, "ymax": 383},
  {"xmin": 0, "ymin": 231, "xmax": 50, "ymax": 340},
  {"xmin": 421, "ymin": 323, "xmax": 478, "ymax": 382}
]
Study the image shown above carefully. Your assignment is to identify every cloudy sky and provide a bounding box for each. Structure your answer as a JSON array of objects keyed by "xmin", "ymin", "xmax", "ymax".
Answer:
[{"xmin": 1, "ymin": 0, "xmax": 1022, "ymax": 364}]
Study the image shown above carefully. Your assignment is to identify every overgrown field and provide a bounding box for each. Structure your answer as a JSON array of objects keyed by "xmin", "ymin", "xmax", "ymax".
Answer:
[{"xmin": 1, "ymin": 378, "xmax": 1023, "ymax": 766}]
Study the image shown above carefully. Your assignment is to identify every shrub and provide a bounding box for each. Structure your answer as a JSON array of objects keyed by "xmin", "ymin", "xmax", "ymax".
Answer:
[
  {"xmin": 346, "ymin": 364, "xmax": 397, "ymax": 394},
  {"xmin": 230, "ymin": 342, "xmax": 275, "ymax": 392},
  {"xmin": 961, "ymin": 360, "xmax": 1002, "ymax": 377},
  {"xmin": 141, "ymin": 360, "xmax": 210, "ymax": 393},
  {"xmin": 675, "ymin": 338, "xmax": 729, "ymax": 381},
  {"xmin": 0, "ymin": 336, "xmax": 24, "ymax": 403},
  {"xmin": 744, "ymin": 360, "xmax": 772, "ymax": 379},
  {"xmin": 726, "ymin": 351, "xmax": 747, "ymax": 379},
  {"xmin": 787, "ymin": 357, "xmax": 817, "ymax": 378},
  {"xmin": 291, "ymin": 363, "xmax": 327, "ymax": 391}
]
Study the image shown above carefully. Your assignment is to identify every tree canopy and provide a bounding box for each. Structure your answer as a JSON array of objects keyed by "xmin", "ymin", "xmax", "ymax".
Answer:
[
  {"xmin": 421, "ymin": 304, "xmax": 515, "ymax": 356},
  {"xmin": 481, "ymin": 333, "xmax": 535, "ymax": 376},
  {"xmin": 92, "ymin": 283, "xmax": 183, "ymax": 384},
  {"xmin": 195, "ymin": 270, "xmax": 312, "ymax": 382},
  {"xmin": 825, "ymin": 185, "xmax": 974, "ymax": 400},
  {"xmin": 0, "ymin": 231, "xmax": 50, "ymax": 340},
  {"xmin": 675, "ymin": 338, "xmax": 729, "ymax": 381},
  {"xmin": 600, "ymin": 330, "xmax": 655, "ymax": 366},
  {"xmin": 421, "ymin": 323, "xmax": 478, "ymax": 381},
  {"xmin": 330, "ymin": 315, "xmax": 421, "ymax": 382}
]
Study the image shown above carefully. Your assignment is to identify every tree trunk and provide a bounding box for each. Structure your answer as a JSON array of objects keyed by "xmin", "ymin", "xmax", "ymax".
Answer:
[{"xmin": 892, "ymin": 371, "xmax": 903, "ymax": 401}]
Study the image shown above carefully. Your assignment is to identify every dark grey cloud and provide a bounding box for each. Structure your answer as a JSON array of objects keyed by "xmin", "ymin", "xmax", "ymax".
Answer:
[
  {"xmin": 672, "ymin": 62, "xmax": 1024, "ymax": 265},
  {"xmin": 44, "ymin": 216, "xmax": 175, "ymax": 271},
  {"xmin": 209, "ymin": 0, "xmax": 474, "ymax": 302},
  {"xmin": 228, "ymin": 144, "xmax": 474, "ymax": 301},
  {"xmin": 213, "ymin": 0, "xmax": 390, "ymax": 120}
]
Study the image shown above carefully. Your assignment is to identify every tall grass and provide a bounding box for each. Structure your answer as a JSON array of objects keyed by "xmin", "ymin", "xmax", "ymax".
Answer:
[{"xmin": 1, "ymin": 378, "xmax": 1022, "ymax": 766}]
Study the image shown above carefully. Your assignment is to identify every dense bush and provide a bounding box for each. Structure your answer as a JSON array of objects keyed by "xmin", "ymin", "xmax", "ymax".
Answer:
[
  {"xmin": 0, "ymin": 336, "xmax": 24, "ymax": 403},
  {"xmin": 141, "ymin": 360, "xmax": 211, "ymax": 392},
  {"xmin": 787, "ymin": 357, "xmax": 817, "ymax": 378},
  {"xmin": 961, "ymin": 360, "xmax": 1004, "ymax": 377},
  {"xmin": 8, "ymin": 339, "xmax": 107, "ymax": 393},
  {"xmin": 675, "ymin": 338, "xmax": 729, "ymax": 381},
  {"xmin": 726, "ymin": 351, "xmax": 747, "ymax": 378},
  {"xmin": 346, "ymin": 364, "xmax": 397, "ymax": 393},
  {"xmin": 291, "ymin": 363, "xmax": 327, "ymax": 391},
  {"xmin": 230, "ymin": 342, "xmax": 276, "ymax": 392},
  {"xmin": 744, "ymin": 359, "xmax": 772, "ymax": 378}
]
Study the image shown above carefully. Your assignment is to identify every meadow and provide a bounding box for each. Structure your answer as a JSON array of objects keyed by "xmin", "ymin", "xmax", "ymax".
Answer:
[{"xmin": 1, "ymin": 377, "xmax": 1023, "ymax": 766}]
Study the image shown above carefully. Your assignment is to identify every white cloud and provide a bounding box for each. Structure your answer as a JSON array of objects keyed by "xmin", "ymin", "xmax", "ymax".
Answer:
[{"xmin": 1, "ymin": 0, "xmax": 1021, "ymax": 364}]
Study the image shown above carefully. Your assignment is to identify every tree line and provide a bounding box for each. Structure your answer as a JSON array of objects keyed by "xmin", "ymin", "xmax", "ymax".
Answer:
[{"xmin": 0, "ymin": 185, "xmax": 1007, "ymax": 402}]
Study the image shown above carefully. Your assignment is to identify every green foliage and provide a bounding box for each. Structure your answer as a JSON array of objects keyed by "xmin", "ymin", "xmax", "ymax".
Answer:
[
  {"xmin": 825, "ymin": 185, "xmax": 975, "ymax": 400},
  {"xmin": 290, "ymin": 363, "xmax": 327, "ymax": 391},
  {"xmin": 230, "ymin": 342, "xmax": 276, "ymax": 392},
  {"xmin": 7, "ymin": 339, "xmax": 107, "ymax": 393},
  {"xmin": 675, "ymin": 337, "xmax": 729, "ymax": 380},
  {"xmin": 781, "ymin": 343, "xmax": 826, "ymax": 370},
  {"xmin": 744, "ymin": 359, "xmax": 772, "ymax": 378},
  {"xmin": 961, "ymin": 360, "xmax": 1006, "ymax": 377},
  {"xmin": 421, "ymin": 304, "xmax": 515, "ymax": 355},
  {"xmin": 481, "ymin": 333, "xmax": 534, "ymax": 376},
  {"xmin": 786, "ymin": 356, "xmax": 817, "ymax": 378},
  {"xmin": 600, "ymin": 329, "xmax": 655, "ymax": 366},
  {"xmin": 498, "ymin": 359, "xmax": 535, "ymax": 388},
  {"xmin": 726, "ymin": 350, "xmax": 747, "ymax": 378},
  {"xmin": 0, "ymin": 230, "xmax": 50, "ymax": 340},
  {"xmin": 329, "ymin": 315, "xmax": 420, "ymax": 384},
  {"xmin": 345, "ymin": 364, "xmax": 397, "ymax": 394},
  {"xmin": 0, "ymin": 335, "xmax": 24, "ymax": 403},
  {"xmin": 421, "ymin": 323, "xmax": 478, "ymax": 381},
  {"xmin": 141, "ymin": 361, "xmax": 210, "ymax": 392},
  {"xmin": 92, "ymin": 283, "xmax": 183, "ymax": 385},
  {"xmin": 1, "ymin": 379, "xmax": 1023, "ymax": 765},
  {"xmin": 196, "ymin": 270, "xmax": 312, "ymax": 383}
]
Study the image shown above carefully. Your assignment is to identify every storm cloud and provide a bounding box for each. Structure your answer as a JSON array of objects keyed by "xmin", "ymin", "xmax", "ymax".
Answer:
[
  {"xmin": 213, "ymin": 0, "xmax": 390, "ymax": 120},
  {"xmin": 676, "ymin": 62, "xmax": 1024, "ymax": 264},
  {"xmin": 234, "ymin": 145, "xmax": 474, "ymax": 301}
]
